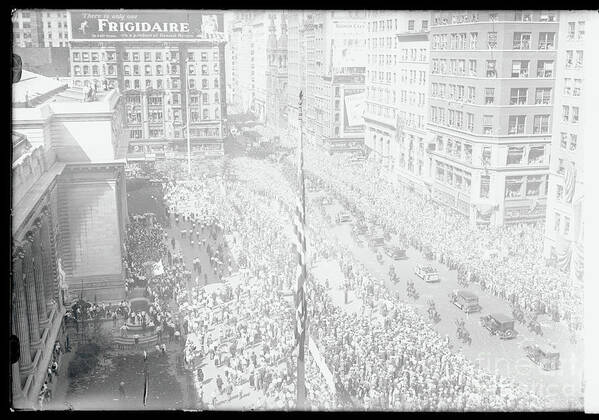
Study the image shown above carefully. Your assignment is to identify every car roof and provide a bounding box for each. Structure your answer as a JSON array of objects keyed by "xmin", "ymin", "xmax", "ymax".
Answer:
[
  {"xmin": 490, "ymin": 313, "xmax": 513, "ymax": 323},
  {"xmin": 457, "ymin": 290, "xmax": 478, "ymax": 299}
]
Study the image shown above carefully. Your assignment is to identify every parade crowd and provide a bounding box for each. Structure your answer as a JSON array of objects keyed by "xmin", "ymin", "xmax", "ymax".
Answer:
[
  {"xmin": 154, "ymin": 156, "xmax": 549, "ymax": 410},
  {"xmin": 295, "ymin": 146, "xmax": 581, "ymax": 329}
]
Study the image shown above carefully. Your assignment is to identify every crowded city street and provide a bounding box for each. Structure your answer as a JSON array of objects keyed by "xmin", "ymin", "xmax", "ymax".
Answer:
[{"xmin": 115, "ymin": 144, "xmax": 583, "ymax": 410}]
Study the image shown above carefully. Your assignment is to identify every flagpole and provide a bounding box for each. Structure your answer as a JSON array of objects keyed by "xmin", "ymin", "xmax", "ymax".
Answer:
[{"xmin": 296, "ymin": 90, "xmax": 307, "ymax": 410}]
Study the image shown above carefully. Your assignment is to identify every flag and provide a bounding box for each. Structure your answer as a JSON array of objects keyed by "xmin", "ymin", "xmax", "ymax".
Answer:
[
  {"xmin": 142, "ymin": 351, "xmax": 149, "ymax": 406},
  {"xmin": 292, "ymin": 90, "xmax": 308, "ymax": 363},
  {"xmin": 564, "ymin": 161, "xmax": 576, "ymax": 204},
  {"xmin": 556, "ymin": 239, "xmax": 572, "ymax": 273}
]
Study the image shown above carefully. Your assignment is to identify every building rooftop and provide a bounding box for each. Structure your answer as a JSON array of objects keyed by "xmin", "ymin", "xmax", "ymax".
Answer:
[{"xmin": 12, "ymin": 70, "xmax": 68, "ymax": 107}]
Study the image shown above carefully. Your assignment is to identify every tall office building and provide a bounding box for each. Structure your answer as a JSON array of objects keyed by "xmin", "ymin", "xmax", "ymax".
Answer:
[
  {"xmin": 364, "ymin": 11, "xmax": 431, "ymax": 190},
  {"xmin": 286, "ymin": 11, "xmax": 312, "ymax": 147},
  {"xmin": 543, "ymin": 11, "xmax": 596, "ymax": 281},
  {"xmin": 13, "ymin": 9, "xmax": 69, "ymax": 48},
  {"xmin": 67, "ymin": 10, "xmax": 227, "ymax": 161},
  {"xmin": 427, "ymin": 10, "xmax": 558, "ymax": 226},
  {"xmin": 265, "ymin": 13, "xmax": 289, "ymax": 136}
]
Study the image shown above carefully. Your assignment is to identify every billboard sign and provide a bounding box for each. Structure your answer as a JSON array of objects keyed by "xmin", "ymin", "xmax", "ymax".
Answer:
[
  {"xmin": 343, "ymin": 89, "xmax": 365, "ymax": 131},
  {"xmin": 68, "ymin": 10, "xmax": 223, "ymax": 41}
]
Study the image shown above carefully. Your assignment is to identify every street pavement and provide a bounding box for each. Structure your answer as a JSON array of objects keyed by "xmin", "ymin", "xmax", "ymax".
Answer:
[{"xmin": 308, "ymin": 191, "xmax": 583, "ymax": 408}]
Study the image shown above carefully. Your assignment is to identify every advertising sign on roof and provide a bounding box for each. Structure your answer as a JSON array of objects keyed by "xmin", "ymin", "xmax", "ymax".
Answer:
[{"xmin": 68, "ymin": 10, "xmax": 223, "ymax": 41}]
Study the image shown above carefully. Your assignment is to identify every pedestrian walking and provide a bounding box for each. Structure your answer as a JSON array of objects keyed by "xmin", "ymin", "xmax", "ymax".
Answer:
[{"xmin": 119, "ymin": 382, "xmax": 126, "ymax": 400}]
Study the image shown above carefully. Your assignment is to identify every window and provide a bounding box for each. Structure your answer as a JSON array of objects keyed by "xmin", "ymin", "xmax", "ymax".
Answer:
[
  {"xmin": 570, "ymin": 134, "xmax": 578, "ymax": 151},
  {"xmin": 535, "ymin": 88, "xmax": 551, "ymax": 104},
  {"xmin": 74, "ymin": 65, "xmax": 81, "ymax": 76},
  {"xmin": 505, "ymin": 176, "xmax": 524, "ymax": 198},
  {"xmin": 514, "ymin": 11, "xmax": 532, "ymax": 21},
  {"xmin": 566, "ymin": 50, "xmax": 574, "ymax": 68},
  {"xmin": 480, "ymin": 175, "xmax": 490, "ymax": 198},
  {"xmin": 134, "ymin": 79, "xmax": 140, "ymax": 89},
  {"xmin": 82, "ymin": 52, "xmax": 89, "ymax": 61},
  {"xmin": 156, "ymin": 79, "xmax": 163, "ymax": 89},
  {"xmin": 133, "ymin": 65, "xmax": 140, "ymax": 75},
  {"xmin": 145, "ymin": 79, "xmax": 152, "ymax": 89},
  {"xmin": 533, "ymin": 115, "xmax": 550, "ymax": 134},
  {"xmin": 155, "ymin": 52, "xmax": 162, "ymax": 61},
  {"xmin": 189, "ymin": 79, "xmax": 195, "ymax": 89},
  {"xmin": 132, "ymin": 52, "xmax": 140, "ymax": 61},
  {"xmin": 511, "ymin": 60, "xmax": 529, "ymax": 78},
  {"xmin": 528, "ymin": 146, "xmax": 544, "ymax": 164},
  {"xmin": 144, "ymin": 52, "xmax": 151, "ymax": 61},
  {"xmin": 408, "ymin": 20, "xmax": 414, "ymax": 31},
  {"xmin": 507, "ymin": 146, "xmax": 525, "ymax": 165},
  {"xmin": 467, "ymin": 113, "xmax": 474, "ymax": 132},
  {"xmin": 483, "ymin": 115, "xmax": 493, "ymax": 134},
  {"xmin": 469, "ymin": 59, "xmax": 477, "ymax": 76},
  {"xmin": 123, "ymin": 52, "xmax": 130, "ymax": 61},
  {"xmin": 526, "ymin": 175, "xmax": 543, "ymax": 197},
  {"xmin": 73, "ymin": 52, "xmax": 80, "ymax": 61},
  {"xmin": 469, "ymin": 32, "xmax": 478, "ymax": 49},
  {"xmin": 564, "ymin": 78, "xmax": 572, "ymax": 95},
  {"xmin": 572, "ymin": 107, "xmax": 579, "ymax": 123},
  {"xmin": 484, "ymin": 88, "xmax": 494, "ymax": 104},
  {"xmin": 82, "ymin": 65, "xmax": 89, "ymax": 75},
  {"xmin": 487, "ymin": 31, "xmax": 497, "ymax": 49},
  {"xmin": 578, "ymin": 21, "xmax": 585, "ymax": 40},
  {"xmin": 558, "ymin": 158, "xmax": 566, "ymax": 175},
  {"xmin": 156, "ymin": 65, "xmax": 162, "ymax": 76},
  {"xmin": 124, "ymin": 79, "xmax": 130, "ymax": 89},
  {"xmin": 92, "ymin": 65, "xmax": 99, "ymax": 76},
  {"xmin": 562, "ymin": 216, "xmax": 571, "ymax": 235},
  {"xmin": 188, "ymin": 64, "xmax": 195, "ymax": 75},
  {"xmin": 556, "ymin": 184, "xmax": 564, "ymax": 201},
  {"xmin": 422, "ymin": 20, "xmax": 428, "ymax": 31},
  {"xmin": 538, "ymin": 32, "xmax": 555, "ymax": 50},
  {"xmin": 513, "ymin": 32, "xmax": 531, "ymax": 49},
  {"xmin": 486, "ymin": 60, "xmax": 496, "ymax": 77},
  {"xmin": 145, "ymin": 65, "xmax": 152, "ymax": 76},
  {"xmin": 467, "ymin": 86, "xmax": 475, "ymax": 103},
  {"xmin": 508, "ymin": 116, "xmax": 526, "ymax": 135},
  {"xmin": 554, "ymin": 212, "xmax": 561, "ymax": 232},
  {"xmin": 573, "ymin": 79, "xmax": 582, "ymax": 96},
  {"xmin": 576, "ymin": 50, "xmax": 584, "ymax": 68},
  {"xmin": 540, "ymin": 12, "xmax": 556, "ymax": 22},
  {"xmin": 560, "ymin": 133, "xmax": 568, "ymax": 149},
  {"xmin": 201, "ymin": 65, "xmax": 208, "ymax": 75},
  {"xmin": 562, "ymin": 106, "xmax": 570, "ymax": 122},
  {"xmin": 510, "ymin": 88, "xmax": 528, "ymax": 105},
  {"xmin": 568, "ymin": 22, "xmax": 576, "ymax": 40},
  {"xmin": 537, "ymin": 60, "xmax": 553, "ymax": 78}
]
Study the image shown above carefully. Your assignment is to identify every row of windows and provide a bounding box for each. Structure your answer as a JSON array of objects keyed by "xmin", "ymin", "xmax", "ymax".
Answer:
[
  {"xmin": 368, "ymin": 69, "xmax": 426, "ymax": 85},
  {"xmin": 505, "ymin": 175, "xmax": 547, "ymax": 198},
  {"xmin": 565, "ymin": 50, "xmax": 584, "ymax": 69},
  {"xmin": 563, "ymin": 78, "xmax": 583, "ymax": 97},
  {"xmin": 121, "ymin": 63, "xmax": 219, "ymax": 76},
  {"xmin": 431, "ymin": 83, "xmax": 552, "ymax": 106},
  {"xmin": 432, "ymin": 31, "xmax": 555, "ymax": 51},
  {"xmin": 506, "ymin": 145, "xmax": 546, "ymax": 165},
  {"xmin": 434, "ymin": 136, "xmax": 474, "ymax": 164},
  {"xmin": 367, "ymin": 87, "xmax": 426, "ymax": 107},
  {"xmin": 566, "ymin": 21, "xmax": 586, "ymax": 41},
  {"xmin": 430, "ymin": 108, "xmax": 551, "ymax": 135},
  {"xmin": 368, "ymin": 18, "xmax": 428, "ymax": 33},
  {"xmin": 128, "ymin": 106, "xmax": 220, "ymax": 124},
  {"xmin": 561, "ymin": 105, "xmax": 580, "ymax": 123},
  {"xmin": 431, "ymin": 58, "xmax": 554, "ymax": 78},
  {"xmin": 435, "ymin": 161, "xmax": 472, "ymax": 193},
  {"xmin": 432, "ymin": 11, "xmax": 556, "ymax": 25},
  {"xmin": 72, "ymin": 50, "xmax": 219, "ymax": 63},
  {"xmin": 368, "ymin": 49, "xmax": 428, "ymax": 66}
]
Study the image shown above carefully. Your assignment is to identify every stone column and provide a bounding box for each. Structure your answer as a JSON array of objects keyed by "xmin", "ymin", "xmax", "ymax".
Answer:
[
  {"xmin": 40, "ymin": 209, "xmax": 57, "ymax": 312},
  {"xmin": 44, "ymin": 205, "xmax": 62, "ymax": 309},
  {"xmin": 22, "ymin": 240, "xmax": 42, "ymax": 351},
  {"xmin": 12, "ymin": 246, "xmax": 33, "ymax": 375},
  {"xmin": 30, "ymin": 225, "xmax": 50, "ymax": 330}
]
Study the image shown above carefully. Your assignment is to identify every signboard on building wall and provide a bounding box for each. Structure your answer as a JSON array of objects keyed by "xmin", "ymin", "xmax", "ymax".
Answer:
[
  {"xmin": 343, "ymin": 89, "xmax": 365, "ymax": 131},
  {"xmin": 68, "ymin": 10, "xmax": 223, "ymax": 41},
  {"xmin": 330, "ymin": 20, "xmax": 366, "ymax": 71}
]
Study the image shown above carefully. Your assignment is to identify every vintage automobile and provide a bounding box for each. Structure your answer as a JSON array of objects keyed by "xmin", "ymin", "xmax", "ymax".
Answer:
[
  {"xmin": 352, "ymin": 224, "xmax": 369, "ymax": 237},
  {"xmin": 368, "ymin": 236, "xmax": 386, "ymax": 249},
  {"xmin": 335, "ymin": 212, "xmax": 352, "ymax": 224},
  {"xmin": 523, "ymin": 344, "xmax": 560, "ymax": 371},
  {"xmin": 480, "ymin": 313, "xmax": 518, "ymax": 339},
  {"xmin": 450, "ymin": 290, "xmax": 481, "ymax": 313},
  {"xmin": 414, "ymin": 265, "xmax": 440, "ymax": 282},
  {"xmin": 383, "ymin": 246, "xmax": 407, "ymax": 260}
]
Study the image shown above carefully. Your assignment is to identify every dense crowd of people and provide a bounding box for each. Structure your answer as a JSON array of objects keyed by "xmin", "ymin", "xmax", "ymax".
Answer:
[
  {"xmin": 294, "ymin": 146, "xmax": 582, "ymax": 329},
  {"xmin": 153, "ymin": 156, "xmax": 551, "ymax": 410}
]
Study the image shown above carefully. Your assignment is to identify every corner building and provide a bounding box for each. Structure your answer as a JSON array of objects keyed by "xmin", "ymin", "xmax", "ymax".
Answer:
[
  {"xmin": 427, "ymin": 10, "xmax": 558, "ymax": 226},
  {"xmin": 67, "ymin": 10, "xmax": 227, "ymax": 161}
]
